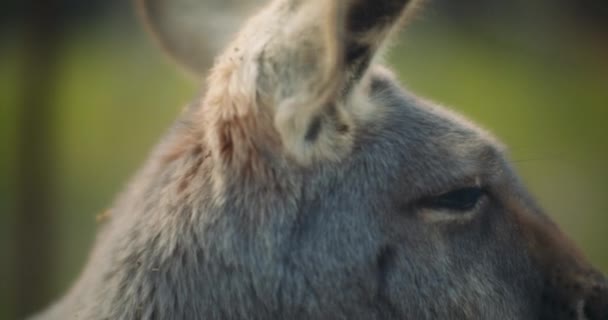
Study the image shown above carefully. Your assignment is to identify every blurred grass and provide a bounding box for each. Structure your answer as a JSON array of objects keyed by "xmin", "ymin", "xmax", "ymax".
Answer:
[
  {"xmin": 1, "ymin": 33, "xmax": 21, "ymax": 320},
  {"xmin": 1, "ymin": 16, "xmax": 607, "ymax": 320},
  {"xmin": 1, "ymin": 24, "xmax": 196, "ymax": 319},
  {"xmin": 50, "ymin": 26, "xmax": 196, "ymax": 292}
]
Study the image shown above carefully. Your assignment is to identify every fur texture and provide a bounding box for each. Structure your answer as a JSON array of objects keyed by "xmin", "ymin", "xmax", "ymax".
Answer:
[{"xmin": 32, "ymin": 0, "xmax": 607, "ymax": 319}]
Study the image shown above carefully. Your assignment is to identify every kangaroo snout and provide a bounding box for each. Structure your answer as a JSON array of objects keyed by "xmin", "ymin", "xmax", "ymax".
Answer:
[
  {"xmin": 540, "ymin": 265, "xmax": 607, "ymax": 320},
  {"xmin": 514, "ymin": 202, "xmax": 608, "ymax": 319}
]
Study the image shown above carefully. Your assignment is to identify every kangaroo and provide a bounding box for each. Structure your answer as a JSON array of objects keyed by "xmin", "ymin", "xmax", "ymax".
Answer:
[{"xmin": 32, "ymin": 0, "xmax": 607, "ymax": 319}]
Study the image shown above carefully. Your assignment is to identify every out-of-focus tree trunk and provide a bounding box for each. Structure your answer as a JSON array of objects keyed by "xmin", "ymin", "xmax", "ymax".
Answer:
[{"xmin": 14, "ymin": 0, "xmax": 64, "ymax": 317}]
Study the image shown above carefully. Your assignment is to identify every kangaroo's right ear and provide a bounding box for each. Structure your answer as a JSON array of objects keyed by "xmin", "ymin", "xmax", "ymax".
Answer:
[{"xmin": 136, "ymin": 0, "xmax": 265, "ymax": 76}]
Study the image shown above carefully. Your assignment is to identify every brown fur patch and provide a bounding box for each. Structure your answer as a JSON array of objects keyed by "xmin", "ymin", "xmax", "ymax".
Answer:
[
  {"xmin": 211, "ymin": 112, "xmax": 280, "ymax": 178},
  {"xmin": 197, "ymin": 47, "xmax": 286, "ymax": 177},
  {"xmin": 160, "ymin": 133, "xmax": 200, "ymax": 165},
  {"xmin": 177, "ymin": 144, "xmax": 210, "ymax": 194}
]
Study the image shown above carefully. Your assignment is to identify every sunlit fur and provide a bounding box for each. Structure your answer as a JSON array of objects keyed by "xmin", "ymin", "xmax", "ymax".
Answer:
[{"xmin": 32, "ymin": 0, "xmax": 607, "ymax": 319}]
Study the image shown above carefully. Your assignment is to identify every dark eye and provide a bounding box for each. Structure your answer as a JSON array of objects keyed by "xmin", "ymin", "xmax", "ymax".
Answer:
[{"xmin": 421, "ymin": 187, "xmax": 485, "ymax": 212}]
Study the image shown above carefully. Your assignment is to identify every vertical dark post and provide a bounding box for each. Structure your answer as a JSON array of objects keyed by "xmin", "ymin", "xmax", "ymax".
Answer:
[{"xmin": 14, "ymin": 0, "xmax": 64, "ymax": 317}]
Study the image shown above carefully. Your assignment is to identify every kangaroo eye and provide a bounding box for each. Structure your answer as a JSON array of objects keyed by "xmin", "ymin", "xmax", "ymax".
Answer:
[{"xmin": 421, "ymin": 187, "xmax": 485, "ymax": 212}]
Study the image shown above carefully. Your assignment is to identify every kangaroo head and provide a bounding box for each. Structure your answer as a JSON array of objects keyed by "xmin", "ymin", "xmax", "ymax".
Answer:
[{"xmin": 33, "ymin": 0, "xmax": 606, "ymax": 319}]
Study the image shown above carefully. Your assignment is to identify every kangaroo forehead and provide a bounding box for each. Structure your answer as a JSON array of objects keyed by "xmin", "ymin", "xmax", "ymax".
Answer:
[
  {"xmin": 368, "ymin": 68, "xmax": 498, "ymax": 147},
  {"xmin": 361, "ymin": 68, "xmax": 504, "ymax": 190}
]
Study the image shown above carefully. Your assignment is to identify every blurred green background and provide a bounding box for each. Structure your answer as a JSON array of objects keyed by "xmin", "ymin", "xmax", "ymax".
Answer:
[{"xmin": 1, "ymin": 0, "xmax": 607, "ymax": 318}]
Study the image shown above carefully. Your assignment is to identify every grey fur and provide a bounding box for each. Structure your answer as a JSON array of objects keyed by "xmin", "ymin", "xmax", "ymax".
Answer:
[{"xmin": 32, "ymin": 0, "xmax": 607, "ymax": 319}]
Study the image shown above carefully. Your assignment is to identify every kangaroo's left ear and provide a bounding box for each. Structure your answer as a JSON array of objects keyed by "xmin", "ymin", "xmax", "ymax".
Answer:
[{"xmin": 136, "ymin": 0, "xmax": 265, "ymax": 76}]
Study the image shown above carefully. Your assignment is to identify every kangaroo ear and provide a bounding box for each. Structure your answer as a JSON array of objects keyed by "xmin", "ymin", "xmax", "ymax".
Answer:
[
  {"xmin": 203, "ymin": 0, "xmax": 422, "ymax": 165},
  {"xmin": 136, "ymin": 0, "xmax": 264, "ymax": 75},
  {"xmin": 261, "ymin": 0, "xmax": 421, "ymax": 164},
  {"xmin": 267, "ymin": 1, "xmax": 348, "ymax": 164}
]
